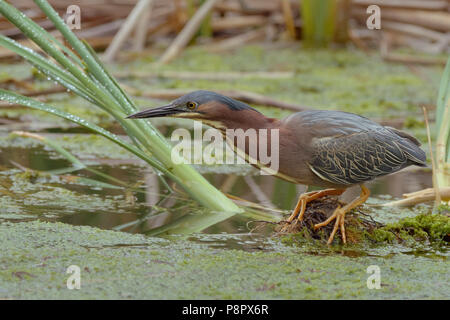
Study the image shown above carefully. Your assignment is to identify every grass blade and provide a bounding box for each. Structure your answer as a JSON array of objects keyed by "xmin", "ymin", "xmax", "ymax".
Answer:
[
  {"xmin": 0, "ymin": 89, "xmax": 173, "ymax": 180},
  {"xmin": 0, "ymin": 1, "xmax": 243, "ymax": 230},
  {"xmin": 436, "ymin": 57, "xmax": 450, "ymax": 188}
]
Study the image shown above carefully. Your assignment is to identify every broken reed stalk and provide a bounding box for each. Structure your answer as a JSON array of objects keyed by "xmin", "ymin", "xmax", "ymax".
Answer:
[
  {"xmin": 103, "ymin": 0, "xmax": 154, "ymax": 62},
  {"xmin": 158, "ymin": 0, "xmax": 219, "ymax": 64},
  {"xmin": 382, "ymin": 64, "xmax": 449, "ymax": 210},
  {"xmin": 203, "ymin": 28, "xmax": 267, "ymax": 52},
  {"xmin": 113, "ymin": 70, "xmax": 295, "ymax": 80},
  {"xmin": 436, "ymin": 103, "xmax": 450, "ymax": 189},
  {"xmin": 281, "ymin": 0, "xmax": 297, "ymax": 39},
  {"xmin": 132, "ymin": 0, "xmax": 154, "ymax": 51},
  {"xmin": 436, "ymin": 57, "xmax": 450, "ymax": 191},
  {"xmin": 423, "ymin": 106, "xmax": 441, "ymax": 206},
  {"xmin": 379, "ymin": 187, "xmax": 450, "ymax": 208}
]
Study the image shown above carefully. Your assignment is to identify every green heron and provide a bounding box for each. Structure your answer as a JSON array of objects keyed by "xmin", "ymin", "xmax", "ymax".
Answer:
[{"xmin": 128, "ymin": 90, "xmax": 427, "ymax": 244}]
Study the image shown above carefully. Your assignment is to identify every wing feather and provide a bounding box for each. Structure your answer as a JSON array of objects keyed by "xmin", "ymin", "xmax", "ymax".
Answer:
[{"xmin": 309, "ymin": 128, "xmax": 425, "ymax": 185}]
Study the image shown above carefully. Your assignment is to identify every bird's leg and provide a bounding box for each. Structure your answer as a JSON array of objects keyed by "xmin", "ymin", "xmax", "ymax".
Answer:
[
  {"xmin": 314, "ymin": 185, "xmax": 370, "ymax": 244},
  {"xmin": 286, "ymin": 188, "xmax": 345, "ymax": 223}
]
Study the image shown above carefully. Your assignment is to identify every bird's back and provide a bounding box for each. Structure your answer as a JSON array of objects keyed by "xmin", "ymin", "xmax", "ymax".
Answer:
[
  {"xmin": 281, "ymin": 110, "xmax": 426, "ymax": 187},
  {"xmin": 284, "ymin": 110, "xmax": 389, "ymax": 137}
]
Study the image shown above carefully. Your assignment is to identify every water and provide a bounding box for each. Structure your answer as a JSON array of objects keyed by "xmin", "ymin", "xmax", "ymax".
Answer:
[{"xmin": 0, "ymin": 143, "xmax": 433, "ymax": 242}]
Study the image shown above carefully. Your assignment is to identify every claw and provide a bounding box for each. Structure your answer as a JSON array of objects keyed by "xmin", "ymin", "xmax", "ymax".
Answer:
[
  {"xmin": 286, "ymin": 188, "xmax": 345, "ymax": 223},
  {"xmin": 314, "ymin": 185, "xmax": 371, "ymax": 245},
  {"xmin": 314, "ymin": 206, "xmax": 347, "ymax": 244}
]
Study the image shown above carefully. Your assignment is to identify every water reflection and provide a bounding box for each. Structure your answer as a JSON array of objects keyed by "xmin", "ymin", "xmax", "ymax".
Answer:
[{"xmin": 0, "ymin": 142, "xmax": 433, "ymax": 241}]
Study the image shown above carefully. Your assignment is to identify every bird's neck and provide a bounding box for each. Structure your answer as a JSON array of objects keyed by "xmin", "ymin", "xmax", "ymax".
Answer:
[{"xmin": 205, "ymin": 110, "xmax": 279, "ymax": 132}]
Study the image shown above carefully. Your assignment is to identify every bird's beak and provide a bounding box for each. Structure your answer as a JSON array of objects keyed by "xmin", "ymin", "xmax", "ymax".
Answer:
[{"xmin": 126, "ymin": 104, "xmax": 185, "ymax": 119}]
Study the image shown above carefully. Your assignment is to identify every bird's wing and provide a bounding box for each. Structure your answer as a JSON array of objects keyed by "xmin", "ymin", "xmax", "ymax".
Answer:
[{"xmin": 308, "ymin": 128, "xmax": 425, "ymax": 186}]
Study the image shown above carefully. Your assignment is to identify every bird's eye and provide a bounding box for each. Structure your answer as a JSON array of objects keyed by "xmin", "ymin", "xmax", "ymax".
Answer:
[{"xmin": 186, "ymin": 101, "xmax": 197, "ymax": 110}]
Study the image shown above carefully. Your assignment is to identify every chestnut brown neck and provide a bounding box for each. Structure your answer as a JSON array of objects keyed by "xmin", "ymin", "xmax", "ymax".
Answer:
[{"xmin": 202, "ymin": 108, "xmax": 279, "ymax": 132}]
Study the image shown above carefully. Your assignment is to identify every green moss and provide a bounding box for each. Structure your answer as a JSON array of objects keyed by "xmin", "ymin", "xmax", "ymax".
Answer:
[
  {"xmin": 278, "ymin": 204, "xmax": 449, "ymax": 247},
  {"xmin": 369, "ymin": 214, "xmax": 450, "ymax": 243},
  {"xmin": 0, "ymin": 169, "xmax": 132, "ymax": 219},
  {"xmin": 280, "ymin": 228, "xmax": 313, "ymax": 245},
  {"xmin": 437, "ymin": 204, "xmax": 450, "ymax": 215},
  {"xmin": 15, "ymin": 169, "xmax": 50, "ymax": 183},
  {"xmin": 370, "ymin": 228, "xmax": 397, "ymax": 243},
  {"xmin": 0, "ymin": 220, "xmax": 448, "ymax": 299}
]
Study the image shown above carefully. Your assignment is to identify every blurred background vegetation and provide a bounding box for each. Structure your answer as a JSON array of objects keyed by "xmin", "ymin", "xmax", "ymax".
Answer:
[
  {"xmin": 0, "ymin": 0, "xmax": 448, "ymax": 300},
  {"xmin": 0, "ymin": 0, "xmax": 448, "ymax": 234}
]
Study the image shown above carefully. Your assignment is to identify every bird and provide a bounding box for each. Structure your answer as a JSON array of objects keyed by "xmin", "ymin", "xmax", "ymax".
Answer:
[{"xmin": 127, "ymin": 90, "xmax": 427, "ymax": 244}]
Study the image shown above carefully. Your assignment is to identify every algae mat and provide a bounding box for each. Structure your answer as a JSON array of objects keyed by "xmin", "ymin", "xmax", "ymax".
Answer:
[{"xmin": 0, "ymin": 220, "xmax": 447, "ymax": 299}]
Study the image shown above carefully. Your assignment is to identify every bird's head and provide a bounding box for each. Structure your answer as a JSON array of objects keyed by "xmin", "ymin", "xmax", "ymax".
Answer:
[{"xmin": 126, "ymin": 90, "xmax": 262, "ymax": 129}]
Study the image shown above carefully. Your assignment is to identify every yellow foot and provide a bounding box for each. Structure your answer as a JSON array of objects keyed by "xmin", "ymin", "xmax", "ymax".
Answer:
[
  {"xmin": 314, "ymin": 206, "xmax": 347, "ymax": 245},
  {"xmin": 313, "ymin": 185, "xmax": 371, "ymax": 245},
  {"xmin": 286, "ymin": 188, "xmax": 345, "ymax": 223}
]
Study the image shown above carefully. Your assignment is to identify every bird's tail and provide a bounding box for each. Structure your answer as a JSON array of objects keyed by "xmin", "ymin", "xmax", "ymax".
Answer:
[
  {"xmin": 387, "ymin": 127, "xmax": 427, "ymax": 167},
  {"xmin": 397, "ymin": 138, "xmax": 427, "ymax": 167}
]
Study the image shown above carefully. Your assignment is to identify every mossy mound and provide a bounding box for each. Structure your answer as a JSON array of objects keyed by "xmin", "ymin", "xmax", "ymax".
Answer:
[
  {"xmin": 274, "ymin": 196, "xmax": 382, "ymax": 244},
  {"xmin": 275, "ymin": 196, "xmax": 450, "ymax": 246},
  {"xmin": 369, "ymin": 213, "xmax": 450, "ymax": 244}
]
